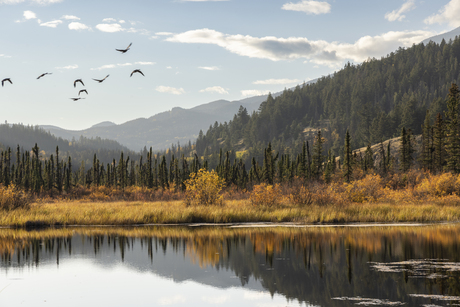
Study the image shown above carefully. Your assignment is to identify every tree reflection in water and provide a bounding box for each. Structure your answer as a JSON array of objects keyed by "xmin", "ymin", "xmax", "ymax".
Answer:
[{"xmin": 1, "ymin": 225, "xmax": 460, "ymax": 306}]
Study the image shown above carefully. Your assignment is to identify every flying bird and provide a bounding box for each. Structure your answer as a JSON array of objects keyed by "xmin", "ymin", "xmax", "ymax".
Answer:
[
  {"xmin": 2, "ymin": 78, "xmax": 12, "ymax": 87},
  {"xmin": 130, "ymin": 69, "xmax": 144, "ymax": 77},
  {"xmin": 74, "ymin": 79, "xmax": 84, "ymax": 88},
  {"xmin": 78, "ymin": 89, "xmax": 88, "ymax": 96},
  {"xmin": 116, "ymin": 43, "xmax": 132, "ymax": 54},
  {"xmin": 93, "ymin": 75, "xmax": 109, "ymax": 83},
  {"xmin": 37, "ymin": 73, "xmax": 52, "ymax": 79},
  {"xmin": 70, "ymin": 97, "xmax": 85, "ymax": 101}
]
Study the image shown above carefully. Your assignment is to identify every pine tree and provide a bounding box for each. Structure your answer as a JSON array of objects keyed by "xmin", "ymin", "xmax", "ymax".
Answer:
[
  {"xmin": 343, "ymin": 129, "xmax": 353, "ymax": 183},
  {"xmin": 446, "ymin": 83, "xmax": 460, "ymax": 172},
  {"xmin": 363, "ymin": 144, "xmax": 374, "ymax": 171},
  {"xmin": 311, "ymin": 130, "xmax": 324, "ymax": 179},
  {"xmin": 433, "ymin": 114, "xmax": 445, "ymax": 172},
  {"xmin": 421, "ymin": 110, "xmax": 433, "ymax": 171},
  {"xmin": 55, "ymin": 146, "xmax": 62, "ymax": 192}
]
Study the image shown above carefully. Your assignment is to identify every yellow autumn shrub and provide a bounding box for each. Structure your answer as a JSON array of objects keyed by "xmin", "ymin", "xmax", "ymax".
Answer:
[
  {"xmin": 184, "ymin": 169, "xmax": 225, "ymax": 206},
  {"xmin": 0, "ymin": 184, "xmax": 30, "ymax": 210},
  {"xmin": 345, "ymin": 174, "xmax": 384, "ymax": 203},
  {"xmin": 415, "ymin": 173, "xmax": 460, "ymax": 197}
]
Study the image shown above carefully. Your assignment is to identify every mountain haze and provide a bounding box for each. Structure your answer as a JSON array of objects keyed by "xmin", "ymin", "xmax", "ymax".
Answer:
[{"xmin": 42, "ymin": 96, "xmax": 268, "ymax": 151}]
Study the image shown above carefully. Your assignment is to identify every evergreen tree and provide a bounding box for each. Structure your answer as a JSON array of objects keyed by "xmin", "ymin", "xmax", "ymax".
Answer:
[
  {"xmin": 446, "ymin": 83, "xmax": 460, "ymax": 172},
  {"xmin": 311, "ymin": 130, "xmax": 324, "ymax": 180},
  {"xmin": 343, "ymin": 129, "xmax": 353, "ymax": 183}
]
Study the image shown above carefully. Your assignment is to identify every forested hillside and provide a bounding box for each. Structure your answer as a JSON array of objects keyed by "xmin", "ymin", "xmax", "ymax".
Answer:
[
  {"xmin": 196, "ymin": 38, "xmax": 460, "ymax": 162},
  {"xmin": 0, "ymin": 123, "xmax": 138, "ymax": 168}
]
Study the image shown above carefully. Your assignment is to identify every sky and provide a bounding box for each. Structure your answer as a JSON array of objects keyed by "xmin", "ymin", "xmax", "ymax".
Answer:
[{"xmin": 0, "ymin": 0, "xmax": 458, "ymax": 130}]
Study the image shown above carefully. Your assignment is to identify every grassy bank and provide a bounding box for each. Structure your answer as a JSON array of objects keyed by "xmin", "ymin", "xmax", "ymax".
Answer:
[{"xmin": 1, "ymin": 200, "xmax": 460, "ymax": 227}]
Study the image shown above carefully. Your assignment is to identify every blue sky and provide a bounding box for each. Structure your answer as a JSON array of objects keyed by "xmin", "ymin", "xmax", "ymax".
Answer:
[{"xmin": 0, "ymin": 0, "xmax": 458, "ymax": 130}]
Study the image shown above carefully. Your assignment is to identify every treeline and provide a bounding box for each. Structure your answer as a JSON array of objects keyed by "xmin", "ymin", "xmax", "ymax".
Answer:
[
  {"xmin": 195, "ymin": 37, "xmax": 460, "ymax": 165},
  {"xmin": 0, "ymin": 123, "xmax": 138, "ymax": 168}
]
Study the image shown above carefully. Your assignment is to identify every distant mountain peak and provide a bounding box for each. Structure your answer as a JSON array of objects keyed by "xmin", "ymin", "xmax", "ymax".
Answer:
[
  {"xmin": 422, "ymin": 26, "xmax": 460, "ymax": 45},
  {"xmin": 90, "ymin": 121, "xmax": 116, "ymax": 129}
]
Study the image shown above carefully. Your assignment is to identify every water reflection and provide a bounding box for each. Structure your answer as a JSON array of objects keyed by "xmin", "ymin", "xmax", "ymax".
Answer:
[{"xmin": 1, "ymin": 224, "xmax": 460, "ymax": 306}]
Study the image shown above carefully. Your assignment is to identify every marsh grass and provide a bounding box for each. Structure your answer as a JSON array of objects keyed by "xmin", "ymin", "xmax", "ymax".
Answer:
[
  {"xmin": 3, "ymin": 172, "xmax": 460, "ymax": 227},
  {"xmin": 1, "ymin": 199, "xmax": 460, "ymax": 227}
]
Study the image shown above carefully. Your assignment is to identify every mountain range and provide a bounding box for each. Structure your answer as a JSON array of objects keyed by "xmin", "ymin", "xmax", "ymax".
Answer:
[{"xmin": 41, "ymin": 94, "xmax": 271, "ymax": 151}]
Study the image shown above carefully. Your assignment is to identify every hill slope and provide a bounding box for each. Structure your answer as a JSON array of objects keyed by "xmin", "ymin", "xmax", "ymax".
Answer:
[{"xmin": 195, "ymin": 38, "xmax": 460, "ymax": 162}]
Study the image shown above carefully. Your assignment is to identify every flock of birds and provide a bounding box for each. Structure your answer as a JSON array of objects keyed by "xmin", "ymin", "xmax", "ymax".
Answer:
[{"xmin": 1, "ymin": 43, "xmax": 145, "ymax": 101}]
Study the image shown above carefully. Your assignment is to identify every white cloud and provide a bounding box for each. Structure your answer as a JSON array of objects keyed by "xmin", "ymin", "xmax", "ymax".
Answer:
[
  {"xmin": 23, "ymin": 10, "xmax": 36, "ymax": 19},
  {"xmin": 0, "ymin": 54, "xmax": 12, "ymax": 58},
  {"xmin": 282, "ymin": 0, "xmax": 331, "ymax": 15},
  {"xmin": 0, "ymin": 0, "xmax": 24, "ymax": 3},
  {"xmin": 241, "ymin": 90, "xmax": 270, "ymax": 97},
  {"xmin": 91, "ymin": 64, "xmax": 116, "ymax": 71},
  {"xmin": 32, "ymin": 0, "xmax": 62, "ymax": 3},
  {"xmin": 40, "ymin": 19, "xmax": 62, "ymax": 28},
  {"xmin": 68, "ymin": 22, "xmax": 90, "ymax": 31},
  {"xmin": 385, "ymin": 0, "xmax": 415, "ymax": 22},
  {"xmin": 56, "ymin": 64, "xmax": 78, "ymax": 70},
  {"xmin": 91, "ymin": 63, "xmax": 151, "ymax": 70},
  {"xmin": 156, "ymin": 32, "xmax": 173, "ymax": 36},
  {"xmin": 166, "ymin": 66, "xmax": 172, "ymax": 69},
  {"xmin": 102, "ymin": 17, "xmax": 117, "ymax": 23},
  {"xmin": 424, "ymin": 0, "xmax": 460, "ymax": 27},
  {"xmin": 1, "ymin": 0, "xmax": 62, "ymax": 4},
  {"xmin": 167, "ymin": 28, "xmax": 434, "ymax": 66},
  {"xmin": 96, "ymin": 23, "xmax": 148, "ymax": 34},
  {"xmin": 126, "ymin": 27, "xmax": 149, "ymax": 34},
  {"xmin": 253, "ymin": 78, "xmax": 301, "ymax": 85},
  {"xmin": 61, "ymin": 15, "xmax": 80, "ymax": 20},
  {"xmin": 135, "ymin": 61, "xmax": 155, "ymax": 65},
  {"xmin": 200, "ymin": 86, "xmax": 229, "ymax": 94},
  {"xmin": 119, "ymin": 20, "xmax": 126, "ymax": 24},
  {"xmin": 156, "ymin": 86, "xmax": 185, "ymax": 95},
  {"xmin": 199, "ymin": 66, "xmax": 220, "ymax": 70},
  {"xmin": 96, "ymin": 23, "xmax": 123, "ymax": 33}
]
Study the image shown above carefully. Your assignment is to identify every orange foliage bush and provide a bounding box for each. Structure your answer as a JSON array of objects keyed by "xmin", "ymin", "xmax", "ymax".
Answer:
[
  {"xmin": 345, "ymin": 174, "xmax": 384, "ymax": 203},
  {"xmin": 250, "ymin": 183, "xmax": 282, "ymax": 208},
  {"xmin": 288, "ymin": 179, "xmax": 313, "ymax": 207},
  {"xmin": 414, "ymin": 173, "xmax": 460, "ymax": 197}
]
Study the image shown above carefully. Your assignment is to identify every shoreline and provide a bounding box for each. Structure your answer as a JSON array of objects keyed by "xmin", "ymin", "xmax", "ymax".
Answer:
[{"xmin": 0, "ymin": 221, "xmax": 451, "ymax": 229}]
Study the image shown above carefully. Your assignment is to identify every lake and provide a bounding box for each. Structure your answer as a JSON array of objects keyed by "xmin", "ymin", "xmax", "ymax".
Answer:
[{"xmin": 1, "ymin": 224, "xmax": 460, "ymax": 306}]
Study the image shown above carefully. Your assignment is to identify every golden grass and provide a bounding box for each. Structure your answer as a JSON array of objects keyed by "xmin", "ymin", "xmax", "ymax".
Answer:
[{"xmin": 1, "ymin": 199, "xmax": 460, "ymax": 227}]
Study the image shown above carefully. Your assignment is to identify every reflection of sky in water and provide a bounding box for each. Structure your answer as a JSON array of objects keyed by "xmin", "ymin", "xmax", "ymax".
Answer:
[
  {"xmin": 0, "ymin": 260, "xmax": 312, "ymax": 307},
  {"xmin": 2, "ymin": 225, "xmax": 460, "ymax": 306}
]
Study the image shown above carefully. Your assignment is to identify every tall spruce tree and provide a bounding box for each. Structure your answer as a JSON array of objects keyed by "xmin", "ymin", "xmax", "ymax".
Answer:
[
  {"xmin": 343, "ymin": 129, "xmax": 352, "ymax": 183},
  {"xmin": 446, "ymin": 83, "xmax": 460, "ymax": 173}
]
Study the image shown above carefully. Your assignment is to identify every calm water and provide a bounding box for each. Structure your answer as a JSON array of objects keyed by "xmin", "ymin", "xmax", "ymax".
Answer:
[{"xmin": 1, "ymin": 224, "xmax": 460, "ymax": 306}]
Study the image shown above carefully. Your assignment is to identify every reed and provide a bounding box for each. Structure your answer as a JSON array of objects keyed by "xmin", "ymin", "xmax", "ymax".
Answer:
[{"xmin": 1, "ymin": 200, "xmax": 460, "ymax": 227}]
